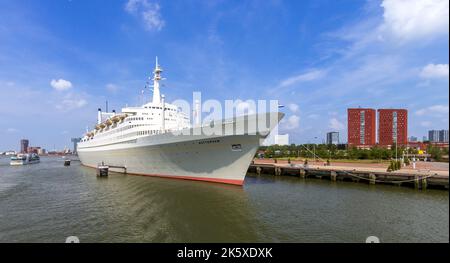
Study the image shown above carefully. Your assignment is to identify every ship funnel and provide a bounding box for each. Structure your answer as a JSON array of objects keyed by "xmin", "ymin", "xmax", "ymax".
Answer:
[{"xmin": 97, "ymin": 108, "xmax": 102, "ymax": 124}]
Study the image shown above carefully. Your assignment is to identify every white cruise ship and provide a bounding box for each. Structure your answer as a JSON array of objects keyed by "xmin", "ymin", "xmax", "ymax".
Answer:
[{"xmin": 77, "ymin": 58, "xmax": 283, "ymax": 185}]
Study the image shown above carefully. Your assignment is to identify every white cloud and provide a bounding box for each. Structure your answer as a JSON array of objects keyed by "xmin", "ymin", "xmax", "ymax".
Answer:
[
  {"xmin": 420, "ymin": 121, "xmax": 432, "ymax": 127},
  {"xmin": 282, "ymin": 115, "xmax": 300, "ymax": 130},
  {"xmin": 419, "ymin": 63, "xmax": 449, "ymax": 79},
  {"xmin": 50, "ymin": 79, "xmax": 72, "ymax": 91},
  {"xmin": 55, "ymin": 93, "xmax": 88, "ymax": 111},
  {"xmin": 6, "ymin": 128, "xmax": 18, "ymax": 133},
  {"xmin": 106, "ymin": 83, "xmax": 120, "ymax": 93},
  {"xmin": 278, "ymin": 70, "xmax": 325, "ymax": 88},
  {"xmin": 125, "ymin": 0, "xmax": 165, "ymax": 31},
  {"xmin": 142, "ymin": 7, "xmax": 164, "ymax": 31},
  {"xmin": 125, "ymin": 0, "xmax": 141, "ymax": 12},
  {"xmin": 307, "ymin": 114, "xmax": 319, "ymax": 119},
  {"xmin": 415, "ymin": 104, "xmax": 449, "ymax": 116},
  {"xmin": 235, "ymin": 101, "xmax": 256, "ymax": 115},
  {"xmin": 287, "ymin": 103, "xmax": 299, "ymax": 113},
  {"xmin": 329, "ymin": 118, "xmax": 345, "ymax": 130},
  {"xmin": 381, "ymin": 0, "xmax": 449, "ymax": 40}
]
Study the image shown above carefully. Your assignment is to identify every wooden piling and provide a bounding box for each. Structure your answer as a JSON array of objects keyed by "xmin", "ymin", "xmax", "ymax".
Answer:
[
  {"xmin": 414, "ymin": 175, "xmax": 420, "ymax": 189},
  {"xmin": 421, "ymin": 177, "xmax": 428, "ymax": 190},
  {"xmin": 330, "ymin": 171, "xmax": 337, "ymax": 182},
  {"xmin": 369, "ymin": 173, "xmax": 376, "ymax": 185},
  {"xmin": 274, "ymin": 167, "xmax": 282, "ymax": 176},
  {"xmin": 299, "ymin": 169, "xmax": 306, "ymax": 178}
]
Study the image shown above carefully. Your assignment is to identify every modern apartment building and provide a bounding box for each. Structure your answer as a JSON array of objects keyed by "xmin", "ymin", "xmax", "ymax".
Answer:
[
  {"xmin": 347, "ymin": 108, "xmax": 376, "ymax": 147},
  {"xmin": 378, "ymin": 109, "xmax": 408, "ymax": 146}
]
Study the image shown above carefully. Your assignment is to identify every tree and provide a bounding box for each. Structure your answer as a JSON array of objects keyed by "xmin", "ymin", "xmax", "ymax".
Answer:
[
  {"xmin": 404, "ymin": 158, "xmax": 410, "ymax": 166},
  {"xmin": 427, "ymin": 144, "xmax": 443, "ymax": 161}
]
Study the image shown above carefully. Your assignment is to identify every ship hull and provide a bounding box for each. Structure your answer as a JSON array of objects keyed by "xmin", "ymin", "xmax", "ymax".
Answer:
[
  {"xmin": 78, "ymin": 134, "xmax": 261, "ymax": 185},
  {"xmin": 78, "ymin": 112, "xmax": 283, "ymax": 185}
]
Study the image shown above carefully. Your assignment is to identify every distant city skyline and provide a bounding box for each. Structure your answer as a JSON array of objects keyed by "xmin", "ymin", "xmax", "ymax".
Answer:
[
  {"xmin": 0, "ymin": 0, "xmax": 448, "ymax": 150},
  {"xmin": 428, "ymin": 129, "xmax": 449, "ymax": 143}
]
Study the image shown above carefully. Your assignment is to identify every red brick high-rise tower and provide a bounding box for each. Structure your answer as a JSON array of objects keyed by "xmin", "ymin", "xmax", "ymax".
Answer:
[
  {"xmin": 378, "ymin": 109, "xmax": 408, "ymax": 146},
  {"xmin": 347, "ymin": 108, "xmax": 376, "ymax": 148}
]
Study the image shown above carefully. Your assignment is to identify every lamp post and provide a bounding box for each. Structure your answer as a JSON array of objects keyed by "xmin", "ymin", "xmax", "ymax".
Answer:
[
  {"xmin": 395, "ymin": 141, "xmax": 398, "ymax": 161},
  {"xmin": 313, "ymin": 144, "xmax": 316, "ymax": 162}
]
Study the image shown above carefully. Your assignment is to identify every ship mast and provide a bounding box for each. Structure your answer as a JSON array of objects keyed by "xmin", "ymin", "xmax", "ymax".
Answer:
[{"xmin": 152, "ymin": 56, "xmax": 163, "ymax": 104}]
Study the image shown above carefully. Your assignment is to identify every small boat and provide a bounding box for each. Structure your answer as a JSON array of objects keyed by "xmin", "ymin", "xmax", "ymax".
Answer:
[{"xmin": 10, "ymin": 153, "xmax": 40, "ymax": 166}]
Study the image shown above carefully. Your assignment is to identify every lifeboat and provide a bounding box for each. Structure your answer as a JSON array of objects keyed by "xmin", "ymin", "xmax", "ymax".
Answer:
[
  {"xmin": 112, "ymin": 116, "xmax": 120, "ymax": 123},
  {"xmin": 99, "ymin": 123, "xmax": 106, "ymax": 128},
  {"xmin": 106, "ymin": 119, "xmax": 113, "ymax": 126},
  {"xmin": 95, "ymin": 125, "xmax": 101, "ymax": 130}
]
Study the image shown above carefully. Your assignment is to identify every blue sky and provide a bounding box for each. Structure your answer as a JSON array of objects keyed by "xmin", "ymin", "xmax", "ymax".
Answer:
[{"xmin": 0, "ymin": 0, "xmax": 448, "ymax": 150}]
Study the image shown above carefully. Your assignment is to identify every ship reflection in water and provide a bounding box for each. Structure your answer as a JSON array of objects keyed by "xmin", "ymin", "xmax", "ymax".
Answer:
[{"xmin": 0, "ymin": 156, "xmax": 448, "ymax": 242}]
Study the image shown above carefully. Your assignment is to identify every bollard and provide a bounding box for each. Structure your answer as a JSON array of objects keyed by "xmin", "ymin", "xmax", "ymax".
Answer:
[{"xmin": 256, "ymin": 166, "xmax": 262, "ymax": 176}]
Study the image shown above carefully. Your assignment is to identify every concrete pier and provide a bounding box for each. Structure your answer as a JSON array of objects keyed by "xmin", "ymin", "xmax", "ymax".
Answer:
[{"xmin": 247, "ymin": 162, "xmax": 449, "ymax": 190}]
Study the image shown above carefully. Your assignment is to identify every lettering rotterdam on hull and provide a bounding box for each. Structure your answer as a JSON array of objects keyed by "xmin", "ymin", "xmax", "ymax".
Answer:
[{"xmin": 77, "ymin": 58, "xmax": 283, "ymax": 185}]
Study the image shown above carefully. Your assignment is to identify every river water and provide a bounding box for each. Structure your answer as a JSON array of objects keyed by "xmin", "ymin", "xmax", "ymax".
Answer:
[{"xmin": 0, "ymin": 156, "xmax": 448, "ymax": 243}]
